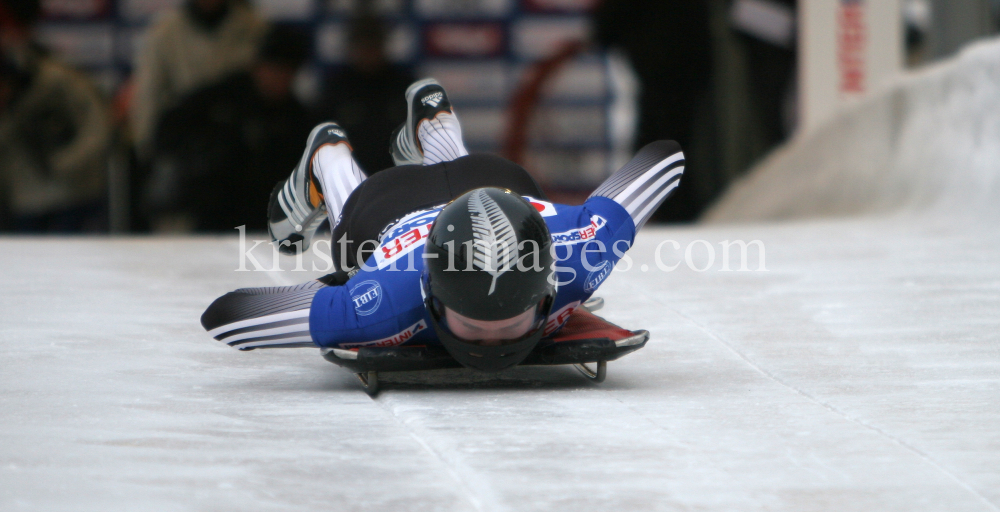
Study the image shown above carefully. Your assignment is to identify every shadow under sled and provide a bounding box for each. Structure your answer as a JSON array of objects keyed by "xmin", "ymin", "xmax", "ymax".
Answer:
[{"xmin": 322, "ymin": 298, "xmax": 648, "ymax": 396}]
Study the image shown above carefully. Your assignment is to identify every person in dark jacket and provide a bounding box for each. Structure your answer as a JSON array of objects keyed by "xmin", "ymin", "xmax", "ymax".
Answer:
[
  {"xmin": 0, "ymin": 0, "xmax": 113, "ymax": 232},
  {"xmin": 147, "ymin": 25, "xmax": 314, "ymax": 232},
  {"xmin": 316, "ymin": 14, "xmax": 414, "ymax": 174},
  {"xmin": 593, "ymin": 0, "xmax": 712, "ymax": 222}
]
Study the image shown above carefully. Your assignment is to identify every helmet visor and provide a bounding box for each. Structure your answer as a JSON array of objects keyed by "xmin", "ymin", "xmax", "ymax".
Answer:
[
  {"xmin": 425, "ymin": 293, "xmax": 555, "ymax": 372},
  {"xmin": 428, "ymin": 297, "xmax": 549, "ymax": 347}
]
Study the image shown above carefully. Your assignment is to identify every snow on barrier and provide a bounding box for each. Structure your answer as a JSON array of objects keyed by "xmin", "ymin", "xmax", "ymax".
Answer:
[{"xmin": 705, "ymin": 37, "xmax": 1000, "ymax": 223}]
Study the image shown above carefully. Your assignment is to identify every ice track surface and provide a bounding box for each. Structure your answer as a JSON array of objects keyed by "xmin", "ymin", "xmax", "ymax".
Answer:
[
  {"xmin": 4, "ymin": 39, "xmax": 1000, "ymax": 511},
  {"xmin": 2, "ymin": 222, "xmax": 999, "ymax": 511}
]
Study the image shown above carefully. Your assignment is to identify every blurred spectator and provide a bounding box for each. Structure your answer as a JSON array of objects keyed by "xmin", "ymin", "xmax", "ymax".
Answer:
[
  {"xmin": 145, "ymin": 25, "xmax": 314, "ymax": 232},
  {"xmin": 317, "ymin": 13, "xmax": 414, "ymax": 174},
  {"xmin": 593, "ymin": 0, "xmax": 713, "ymax": 222},
  {"xmin": 904, "ymin": 0, "xmax": 932, "ymax": 66},
  {"xmin": 0, "ymin": 0, "xmax": 113, "ymax": 232},
  {"xmin": 130, "ymin": 0, "xmax": 266, "ymax": 161}
]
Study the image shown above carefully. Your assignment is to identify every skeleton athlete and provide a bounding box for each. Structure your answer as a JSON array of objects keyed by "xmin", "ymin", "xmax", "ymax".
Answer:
[{"xmin": 201, "ymin": 79, "xmax": 685, "ymax": 371}]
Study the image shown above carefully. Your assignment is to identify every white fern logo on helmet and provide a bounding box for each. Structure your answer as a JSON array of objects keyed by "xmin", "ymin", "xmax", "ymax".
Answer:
[{"xmin": 467, "ymin": 189, "xmax": 519, "ymax": 295}]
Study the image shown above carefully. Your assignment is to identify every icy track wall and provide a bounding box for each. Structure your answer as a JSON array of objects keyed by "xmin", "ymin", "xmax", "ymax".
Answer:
[{"xmin": 705, "ymin": 36, "xmax": 1000, "ymax": 223}]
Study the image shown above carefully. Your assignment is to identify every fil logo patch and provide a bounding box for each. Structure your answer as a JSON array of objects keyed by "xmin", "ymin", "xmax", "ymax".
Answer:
[
  {"xmin": 583, "ymin": 261, "xmax": 612, "ymax": 293},
  {"xmin": 421, "ymin": 91, "xmax": 444, "ymax": 107},
  {"xmin": 327, "ymin": 127, "xmax": 346, "ymax": 138},
  {"xmin": 349, "ymin": 280, "xmax": 382, "ymax": 316}
]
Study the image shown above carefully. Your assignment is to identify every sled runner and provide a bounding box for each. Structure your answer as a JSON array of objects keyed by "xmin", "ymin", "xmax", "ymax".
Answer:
[{"xmin": 321, "ymin": 297, "xmax": 648, "ymax": 396}]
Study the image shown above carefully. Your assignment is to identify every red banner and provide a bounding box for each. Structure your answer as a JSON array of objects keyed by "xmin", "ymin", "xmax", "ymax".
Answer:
[
  {"xmin": 838, "ymin": 1, "xmax": 867, "ymax": 94},
  {"xmin": 425, "ymin": 23, "xmax": 505, "ymax": 57}
]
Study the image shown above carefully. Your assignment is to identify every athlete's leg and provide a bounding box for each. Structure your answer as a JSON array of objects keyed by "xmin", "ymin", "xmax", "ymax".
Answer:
[
  {"xmin": 201, "ymin": 280, "xmax": 327, "ymax": 350},
  {"xmin": 391, "ymin": 78, "xmax": 469, "ymax": 166},
  {"xmin": 310, "ymin": 139, "xmax": 367, "ymax": 229},
  {"xmin": 268, "ymin": 123, "xmax": 366, "ymax": 252}
]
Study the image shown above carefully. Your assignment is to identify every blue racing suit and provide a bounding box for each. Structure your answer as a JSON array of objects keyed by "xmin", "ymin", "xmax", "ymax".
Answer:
[{"xmin": 309, "ymin": 196, "xmax": 634, "ymax": 349}]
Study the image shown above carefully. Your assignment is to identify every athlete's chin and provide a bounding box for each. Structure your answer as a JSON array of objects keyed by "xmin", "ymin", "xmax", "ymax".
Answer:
[{"xmin": 474, "ymin": 339, "xmax": 503, "ymax": 347}]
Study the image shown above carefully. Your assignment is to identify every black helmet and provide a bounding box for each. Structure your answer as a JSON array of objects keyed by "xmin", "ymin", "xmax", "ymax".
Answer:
[{"xmin": 422, "ymin": 187, "xmax": 556, "ymax": 372}]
